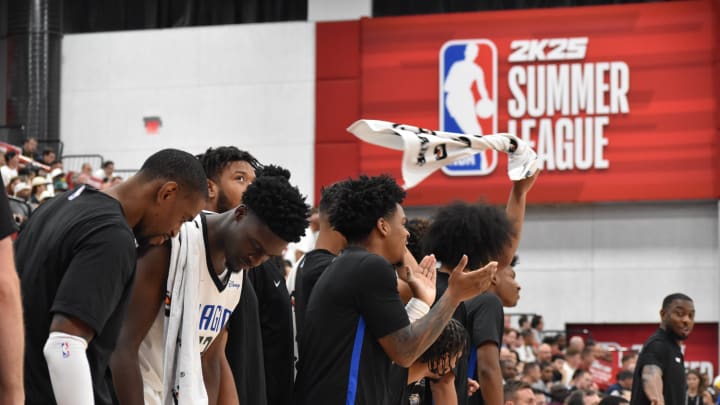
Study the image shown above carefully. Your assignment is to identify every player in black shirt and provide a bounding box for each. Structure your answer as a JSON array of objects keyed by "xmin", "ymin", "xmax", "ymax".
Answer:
[
  {"xmin": 294, "ymin": 175, "xmax": 497, "ymax": 405},
  {"xmin": 423, "ymin": 171, "xmax": 539, "ymax": 405},
  {"xmin": 293, "ymin": 181, "xmax": 346, "ymax": 347},
  {"xmin": 17, "ymin": 149, "xmax": 208, "ymax": 405},
  {"xmin": 0, "ymin": 176, "xmax": 23, "ymax": 404},
  {"xmin": 630, "ymin": 293, "xmax": 695, "ymax": 405}
]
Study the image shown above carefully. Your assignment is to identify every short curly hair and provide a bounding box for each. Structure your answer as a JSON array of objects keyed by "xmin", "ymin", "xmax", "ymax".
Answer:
[
  {"xmin": 197, "ymin": 146, "xmax": 260, "ymax": 182},
  {"xmin": 257, "ymin": 164, "xmax": 291, "ymax": 180},
  {"xmin": 328, "ymin": 175, "xmax": 406, "ymax": 244},
  {"xmin": 419, "ymin": 318, "xmax": 467, "ymax": 376},
  {"xmin": 406, "ymin": 217, "xmax": 431, "ymax": 262},
  {"xmin": 318, "ymin": 182, "xmax": 343, "ymax": 215},
  {"xmin": 242, "ymin": 175, "xmax": 310, "ymax": 243},
  {"xmin": 422, "ymin": 201, "xmax": 514, "ymax": 270}
]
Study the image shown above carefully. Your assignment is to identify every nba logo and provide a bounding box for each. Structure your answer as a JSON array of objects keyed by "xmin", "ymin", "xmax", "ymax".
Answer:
[
  {"xmin": 439, "ymin": 40, "xmax": 498, "ymax": 176},
  {"xmin": 61, "ymin": 341, "xmax": 70, "ymax": 358}
]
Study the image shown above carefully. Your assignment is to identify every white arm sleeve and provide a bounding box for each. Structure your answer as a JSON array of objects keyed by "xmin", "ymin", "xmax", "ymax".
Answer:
[
  {"xmin": 405, "ymin": 297, "xmax": 430, "ymax": 323},
  {"xmin": 43, "ymin": 331, "xmax": 94, "ymax": 405}
]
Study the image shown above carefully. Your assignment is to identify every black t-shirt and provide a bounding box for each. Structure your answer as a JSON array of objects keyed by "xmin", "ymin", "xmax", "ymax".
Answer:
[
  {"xmin": 466, "ymin": 293, "xmax": 504, "ymax": 405},
  {"xmin": 630, "ymin": 328, "xmax": 686, "ymax": 405},
  {"xmin": 295, "ymin": 247, "xmax": 410, "ymax": 405},
  {"xmin": 0, "ymin": 177, "xmax": 17, "ymax": 238},
  {"xmin": 248, "ymin": 257, "xmax": 295, "ymax": 405},
  {"xmin": 225, "ymin": 271, "xmax": 268, "ymax": 405},
  {"xmin": 15, "ymin": 186, "xmax": 136, "ymax": 405},
  {"xmin": 293, "ymin": 248, "xmax": 336, "ymax": 348}
]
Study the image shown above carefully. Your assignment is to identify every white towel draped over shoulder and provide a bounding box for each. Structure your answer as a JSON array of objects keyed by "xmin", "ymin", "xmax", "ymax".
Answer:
[
  {"xmin": 347, "ymin": 119, "xmax": 539, "ymax": 189},
  {"xmin": 162, "ymin": 225, "xmax": 208, "ymax": 405}
]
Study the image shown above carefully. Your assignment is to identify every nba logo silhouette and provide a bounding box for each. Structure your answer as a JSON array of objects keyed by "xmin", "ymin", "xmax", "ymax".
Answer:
[{"xmin": 439, "ymin": 40, "xmax": 498, "ymax": 176}]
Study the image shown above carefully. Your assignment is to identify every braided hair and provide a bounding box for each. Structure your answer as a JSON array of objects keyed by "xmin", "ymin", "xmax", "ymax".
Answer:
[{"xmin": 419, "ymin": 318, "xmax": 467, "ymax": 376}]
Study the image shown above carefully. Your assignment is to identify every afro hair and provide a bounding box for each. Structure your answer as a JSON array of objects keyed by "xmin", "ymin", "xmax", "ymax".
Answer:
[
  {"xmin": 242, "ymin": 175, "xmax": 310, "ymax": 243},
  {"xmin": 422, "ymin": 201, "xmax": 514, "ymax": 270},
  {"xmin": 327, "ymin": 175, "xmax": 406, "ymax": 244}
]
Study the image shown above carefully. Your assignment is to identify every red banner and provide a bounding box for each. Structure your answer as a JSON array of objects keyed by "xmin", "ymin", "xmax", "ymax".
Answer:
[{"xmin": 315, "ymin": 1, "xmax": 719, "ymax": 206}]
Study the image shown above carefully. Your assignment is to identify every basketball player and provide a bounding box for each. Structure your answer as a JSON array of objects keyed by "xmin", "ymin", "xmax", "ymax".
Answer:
[
  {"xmin": 294, "ymin": 175, "xmax": 497, "ymax": 404},
  {"xmin": 18, "ymin": 149, "xmax": 208, "ymax": 405},
  {"xmin": 111, "ymin": 172, "xmax": 309, "ymax": 405}
]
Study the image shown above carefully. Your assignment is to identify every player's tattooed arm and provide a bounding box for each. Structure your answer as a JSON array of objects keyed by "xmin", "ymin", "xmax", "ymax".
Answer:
[
  {"xmin": 641, "ymin": 364, "xmax": 665, "ymax": 405},
  {"xmin": 379, "ymin": 256, "xmax": 496, "ymax": 367}
]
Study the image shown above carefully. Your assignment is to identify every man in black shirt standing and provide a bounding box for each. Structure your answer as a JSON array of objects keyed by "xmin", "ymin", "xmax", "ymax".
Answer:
[
  {"xmin": 294, "ymin": 175, "xmax": 497, "ymax": 405},
  {"xmin": 630, "ymin": 293, "xmax": 695, "ymax": 405},
  {"xmin": 16, "ymin": 149, "xmax": 208, "ymax": 405}
]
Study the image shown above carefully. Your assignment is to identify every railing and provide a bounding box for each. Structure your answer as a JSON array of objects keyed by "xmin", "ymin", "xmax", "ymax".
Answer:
[{"xmin": 60, "ymin": 154, "xmax": 104, "ymax": 174}]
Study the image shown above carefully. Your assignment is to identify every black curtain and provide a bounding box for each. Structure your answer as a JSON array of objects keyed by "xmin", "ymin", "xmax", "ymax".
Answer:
[
  {"xmin": 373, "ymin": 0, "xmax": 663, "ymax": 17},
  {"xmin": 62, "ymin": 0, "xmax": 308, "ymax": 33}
]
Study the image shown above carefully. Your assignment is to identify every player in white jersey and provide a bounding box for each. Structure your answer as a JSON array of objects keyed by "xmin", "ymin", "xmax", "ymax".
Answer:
[{"xmin": 110, "ymin": 172, "xmax": 310, "ymax": 405}]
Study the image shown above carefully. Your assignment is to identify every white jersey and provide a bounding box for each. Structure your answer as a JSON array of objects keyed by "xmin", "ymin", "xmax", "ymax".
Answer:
[{"xmin": 138, "ymin": 213, "xmax": 243, "ymax": 399}]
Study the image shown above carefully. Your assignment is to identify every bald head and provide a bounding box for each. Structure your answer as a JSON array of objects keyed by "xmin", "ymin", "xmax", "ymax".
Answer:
[
  {"xmin": 569, "ymin": 336, "xmax": 585, "ymax": 352},
  {"xmin": 537, "ymin": 343, "xmax": 552, "ymax": 362}
]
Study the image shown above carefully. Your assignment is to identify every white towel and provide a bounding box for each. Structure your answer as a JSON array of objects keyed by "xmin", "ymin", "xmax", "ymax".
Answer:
[
  {"xmin": 162, "ymin": 226, "xmax": 208, "ymax": 405},
  {"xmin": 347, "ymin": 119, "xmax": 539, "ymax": 189}
]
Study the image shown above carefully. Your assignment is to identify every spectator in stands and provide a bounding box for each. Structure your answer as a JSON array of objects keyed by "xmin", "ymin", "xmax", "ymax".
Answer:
[
  {"xmin": 519, "ymin": 315, "xmax": 530, "ymax": 331},
  {"xmin": 81, "ymin": 162, "xmax": 92, "ymax": 176},
  {"xmin": 549, "ymin": 385, "xmax": 570, "ymax": 405},
  {"xmin": 503, "ymin": 328, "xmax": 520, "ymax": 350},
  {"xmin": 13, "ymin": 182, "xmax": 31, "ymax": 202},
  {"xmin": 502, "ymin": 359, "xmax": 520, "ymax": 382},
  {"xmin": 687, "ymin": 368, "xmax": 714, "ymax": 405},
  {"xmin": 21, "ymin": 137, "xmax": 40, "ymax": 161},
  {"xmin": 620, "ymin": 351, "xmax": 637, "ymax": 373},
  {"xmin": 37, "ymin": 190, "xmax": 54, "ymax": 206},
  {"xmin": 5, "ymin": 176, "xmax": 19, "ymax": 196},
  {"xmin": 504, "ymin": 380, "xmax": 535, "ymax": 405},
  {"xmin": 30, "ymin": 176, "xmax": 50, "ymax": 207},
  {"xmin": 41, "ymin": 149, "xmax": 56, "ymax": 166},
  {"xmin": 531, "ymin": 315, "xmax": 544, "ymax": 346},
  {"xmin": 565, "ymin": 389, "xmax": 601, "ymax": 405},
  {"xmin": 50, "ymin": 168, "xmax": 68, "ymax": 194},
  {"xmin": 540, "ymin": 361, "xmax": 556, "ymax": 389},
  {"xmin": 581, "ymin": 347, "xmax": 595, "ymax": 371},
  {"xmin": 534, "ymin": 388, "xmax": 548, "ymax": 405},
  {"xmin": 563, "ymin": 349, "xmax": 582, "ymax": 385},
  {"xmin": 94, "ymin": 161, "xmax": 114, "ymax": 182},
  {"xmin": 1, "ymin": 151, "xmax": 20, "ymax": 186},
  {"xmin": 552, "ymin": 354, "xmax": 567, "ymax": 383},
  {"xmin": 522, "ymin": 362, "xmax": 546, "ymax": 391},
  {"xmin": 518, "ymin": 329, "xmax": 537, "ymax": 363},
  {"xmin": 570, "ymin": 369, "xmax": 594, "ymax": 391},
  {"xmin": 537, "ymin": 343, "xmax": 553, "ymax": 363},
  {"xmin": 606, "ymin": 370, "xmax": 633, "ymax": 398},
  {"xmin": 568, "ymin": 336, "xmax": 585, "ymax": 353}
]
